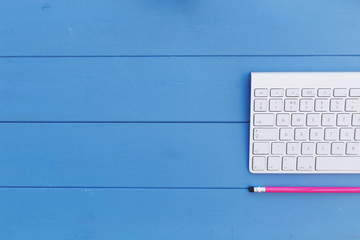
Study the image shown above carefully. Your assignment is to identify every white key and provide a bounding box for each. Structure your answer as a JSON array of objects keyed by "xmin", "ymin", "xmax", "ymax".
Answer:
[
  {"xmin": 345, "ymin": 99, "xmax": 359, "ymax": 112},
  {"xmin": 302, "ymin": 88, "xmax": 316, "ymax": 97},
  {"xmin": 324, "ymin": 128, "xmax": 338, "ymax": 141},
  {"xmin": 352, "ymin": 114, "xmax": 360, "ymax": 126},
  {"xmin": 267, "ymin": 156, "xmax": 281, "ymax": 171},
  {"xmin": 301, "ymin": 142, "xmax": 315, "ymax": 155},
  {"xmin": 350, "ymin": 89, "xmax": 360, "ymax": 97},
  {"xmin": 291, "ymin": 113, "xmax": 305, "ymax": 126},
  {"xmin": 253, "ymin": 128, "xmax": 278, "ymax": 141},
  {"xmin": 346, "ymin": 142, "xmax": 360, "ymax": 155},
  {"xmin": 340, "ymin": 128, "xmax": 353, "ymax": 141},
  {"xmin": 254, "ymin": 99, "xmax": 268, "ymax": 112},
  {"xmin": 321, "ymin": 113, "xmax": 335, "ymax": 126},
  {"xmin": 315, "ymin": 99, "xmax": 328, "ymax": 112},
  {"xmin": 253, "ymin": 142, "xmax": 270, "ymax": 154},
  {"xmin": 318, "ymin": 88, "xmax": 331, "ymax": 97},
  {"xmin": 282, "ymin": 157, "xmax": 296, "ymax": 171},
  {"xmin": 331, "ymin": 142, "xmax": 345, "ymax": 155},
  {"xmin": 280, "ymin": 128, "xmax": 293, "ymax": 140},
  {"xmin": 337, "ymin": 114, "xmax": 351, "ymax": 126},
  {"xmin": 307, "ymin": 113, "xmax": 320, "ymax": 126},
  {"xmin": 270, "ymin": 88, "xmax": 284, "ymax": 97},
  {"xmin": 316, "ymin": 142, "xmax": 330, "ymax": 155},
  {"xmin": 284, "ymin": 99, "xmax": 298, "ymax": 112},
  {"xmin": 269, "ymin": 99, "xmax": 282, "ymax": 112},
  {"xmin": 252, "ymin": 157, "xmax": 266, "ymax": 171},
  {"xmin": 355, "ymin": 128, "xmax": 360, "ymax": 140},
  {"xmin": 272, "ymin": 142, "xmax": 285, "ymax": 155},
  {"xmin": 295, "ymin": 128, "xmax": 308, "ymax": 141},
  {"xmin": 254, "ymin": 114, "xmax": 274, "ymax": 126},
  {"xmin": 276, "ymin": 114, "xmax": 290, "ymax": 126},
  {"xmin": 316, "ymin": 157, "xmax": 360, "ymax": 171},
  {"xmin": 299, "ymin": 99, "xmax": 313, "ymax": 112},
  {"xmin": 286, "ymin": 142, "xmax": 300, "ymax": 155},
  {"xmin": 309, "ymin": 128, "xmax": 323, "ymax": 140},
  {"xmin": 330, "ymin": 99, "xmax": 344, "ymax": 112},
  {"xmin": 333, "ymin": 88, "xmax": 347, "ymax": 97},
  {"xmin": 254, "ymin": 88, "xmax": 268, "ymax": 97},
  {"xmin": 286, "ymin": 88, "xmax": 300, "ymax": 97},
  {"xmin": 297, "ymin": 157, "xmax": 314, "ymax": 171}
]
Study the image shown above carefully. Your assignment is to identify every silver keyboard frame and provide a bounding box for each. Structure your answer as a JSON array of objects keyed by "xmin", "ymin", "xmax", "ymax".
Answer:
[{"xmin": 249, "ymin": 72, "xmax": 360, "ymax": 174}]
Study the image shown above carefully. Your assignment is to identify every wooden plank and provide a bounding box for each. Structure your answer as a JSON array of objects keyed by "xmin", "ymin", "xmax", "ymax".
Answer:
[
  {"xmin": 1, "ymin": 0, "xmax": 360, "ymax": 56},
  {"xmin": 0, "ymin": 123, "xmax": 358, "ymax": 187},
  {"xmin": 0, "ymin": 188, "xmax": 359, "ymax": 240},
  {"xmin": 2, "ymin": 56, "xmax": 360, "ymax": 122}
]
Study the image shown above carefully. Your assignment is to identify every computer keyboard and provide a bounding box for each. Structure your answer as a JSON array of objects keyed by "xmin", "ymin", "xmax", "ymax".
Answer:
[{"xmin": 249, "ymin": 72, "xmax": 360, "ymax": 173}]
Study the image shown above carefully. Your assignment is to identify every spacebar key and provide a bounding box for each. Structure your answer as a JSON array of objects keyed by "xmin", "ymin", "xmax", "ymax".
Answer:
[{"xmin": 316, "ymin": 157, "xmax": 360, "ymax": 171}]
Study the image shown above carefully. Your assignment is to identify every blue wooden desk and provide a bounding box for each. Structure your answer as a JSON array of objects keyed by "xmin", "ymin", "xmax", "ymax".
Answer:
[{"xmin": 1, "ymin": 1, "xmax": 360, "ymax": 239}]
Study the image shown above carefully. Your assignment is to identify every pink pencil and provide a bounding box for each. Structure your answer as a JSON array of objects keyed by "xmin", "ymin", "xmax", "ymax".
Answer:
[{"xmin": 248, "ymin": 186, "xmax": 360, "ymax": 193}]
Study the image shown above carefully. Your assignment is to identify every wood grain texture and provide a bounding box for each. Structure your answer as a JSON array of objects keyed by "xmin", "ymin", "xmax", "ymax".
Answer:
[
  {"xmin": 0, "ymin": 123, "xmax": 359, "ymax": 187},
  {"xmin": 0, "ymin": 0, "xmax": 360, "ymax": 55},
  {"xmin": 2, "ymin": 56, "xmax": 360, "ymax": 121},
  {"xmin": 0, "ymin": 188, "xmax": 359, "ymax": 240}
]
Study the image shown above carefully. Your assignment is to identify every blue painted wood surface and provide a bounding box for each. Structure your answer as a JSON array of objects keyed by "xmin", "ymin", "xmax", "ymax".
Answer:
[
  {"xmin": 2, "ymin": 57, "xmax": 360, "ymax": 121},
  {"xmin": 1, "ymin": 0, "xmax": 360, "ymax": 239},
  {"xmin": 1, "ymin": 0, "xmax": 360, "ymax": 55}
]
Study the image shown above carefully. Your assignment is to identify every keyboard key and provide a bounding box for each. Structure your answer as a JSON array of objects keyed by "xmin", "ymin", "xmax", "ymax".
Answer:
[
  {"xmin": 254, "ymin": 113, "xmax": 274, "ymax": 126},
  {"xmin": 346, "ymin": 142, "xmax": 360, "ymax": 155},
  {"xmin": 297, "ymin": 157, "xmax": 315, "ymax": 171},
  {"xmin": 270, "ymin": 88, "xmax": 284, "ymax": 97},
  {"xmin": 253, "ymin": 142, "xmax": 270, "ymax": 154},
  {"xmin": 254, "ymin": 88, "xmax": 268, "ymax": 97},
  {"xmin": 272, "ymin": 142, "xmax": 285, "ymax": 155},
  {"xmin": 331, "ymin": 142, "xmax": 345, "ymax": 155},
  {"xmin": 286, "ymin": 142, "xmax": 300, "ymax": 155},
  {"xmin": 252, "ymin": 157, "xmax": 266, "ymax": 171},
  {"xmin": 355, "ymin": 128, "xmax": 360, "ymax": 141},
  {"xmin": 294, "ymin": 128, "xmax": 308, "ymax": 141},
  {"xmin": 315, "ymin": 99, "xmax": 328, "ymax": 112},
  {"xmin": 345, "ymin": 99, "xmax": 359, "ymax": 112},
  {"xmin": 316, "ymin": 157, "xmax": 360, "ymax": 171},
  {"xmin": 277, "ymin": 114, "xmax": 290, "ymax": 126},
  {"xmin": 309, "ymin": 128, "xmax": 323, "ymax": 140},
  {"xmin": 254, "ymin": 99, "xmax": 268, "ymax": 112},
  {"xmin": 269, "ymin": 99, "xmax": 282, "ymax": 112},
  {"xmin": 330, "ymin": 99, "xmax": 344, "ymax": 112},
  {"xmin": 337, "ymin": 113, "xmax": 351, "ymax": 126},
  {"xmin": 286, "ymin": 88, "xmax": 300, "ymax": 97},
  {"xmin": 282, "ymin": 157, "xmax": 296, "ymax": 171},
  {"xmin": 301, "ymin": 142, "xmax": 315, "ymax": 155},
  {"xmin": 352, "ymin": 114, "xmax": 360, "ymax": 126},
  {"xmin": 307, "ymin": 113, "xmax": 320, "ymax": 126},
  {"xmin": 321, "ymin": 113, "xmax": 335, "ymax": 126},
  {"xmin": 280, "ymin": 128, "xmax": 293, "ymax": 140},
  {"xmin": 316, "ymin": 142, "xmax": 330, "ymax": 155},
  {"xmin": 318, "ymin": 88, "xmax": 332, "ymax": 97},
  {"xmin": 324, "ymin": 128, "xmax": 338, "ymax": 141},
  {"xmin": 302, "ymin": 88, "xmax": 316, "ymax": 97},
  {"xmin": 267, "ymin": 156, "xmax": 281, "ymax": 171},
  {"xmin": 299, "ymin": 99, "xmax": 313, "ymax": 112},
  {"xmin": 292, "ymin": 113, "xmax": 305, "ymax": 126},
  {"xmin": 284, "ymin": 99, "xmax": 298, "ymax": 112},
  {"xmin": 253, "ymin": 128, "xmax": 278, "ymax": 141},
  {"xmin": 349, "ymin": 88, "xmax": 360, "ymax": 97},
  {"xmin": 333, "ymin": 88, "xmax": 347, "ymax": 97},
  {"xmin": 340, "ymin": 128, "xmax": 353, "ymax": 141}
]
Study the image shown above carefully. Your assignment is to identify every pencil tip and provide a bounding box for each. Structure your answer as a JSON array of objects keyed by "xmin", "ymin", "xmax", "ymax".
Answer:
[{"xmin": 248, "ymin": 187, "xmax": 254, "ymax": 192}]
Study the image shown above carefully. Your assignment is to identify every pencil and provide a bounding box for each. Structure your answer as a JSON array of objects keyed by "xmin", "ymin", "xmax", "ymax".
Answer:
[{"xmin": 248, "ymin": 186, "xmax": 360, "ymax": 193}]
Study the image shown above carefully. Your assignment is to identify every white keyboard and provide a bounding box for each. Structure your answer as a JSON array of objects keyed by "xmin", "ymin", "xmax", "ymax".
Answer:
[{"xmin": 249, "ymin": 72, "xmax": 360, "ymax": 174}]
